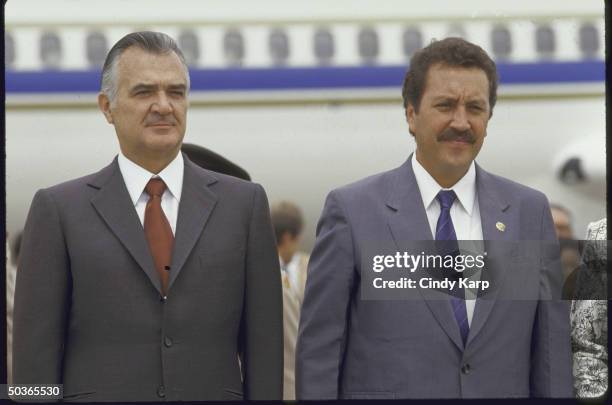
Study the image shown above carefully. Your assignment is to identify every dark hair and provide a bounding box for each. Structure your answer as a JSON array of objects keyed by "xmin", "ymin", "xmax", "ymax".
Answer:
[
  {"xmin": 401, "ymin": 37, "xmax": 498, "ymax": 116},
  {"xmin": 270, "ymin": 201, "xmax": 304, "ymax": 246},
  {"xmin": 100, "ymin": 31, "xmax": 189, "ymax": 101},
  {"xmin": 181, "ymin": 143, "xmax": 251, "ymax": 181}
]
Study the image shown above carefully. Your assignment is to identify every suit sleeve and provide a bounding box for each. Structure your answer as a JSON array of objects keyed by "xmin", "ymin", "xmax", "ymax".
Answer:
[
  {"xmin": 241, "ymin": 183, "xmax": 283, "ymax": 400},
  {"xmin": 529, "ymin": 197, "xmax": 573, "ymax": 397},
  {"xmin": 13, "ymin": 189, "xmax": 71, "ymax": 385},
  {"xmin": 296, "ymin": 190, "xmax": 355, "ymax": 399}
]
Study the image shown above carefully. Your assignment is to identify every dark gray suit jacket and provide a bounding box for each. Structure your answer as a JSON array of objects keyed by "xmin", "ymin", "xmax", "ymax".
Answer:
[
  {"xmin": 13, "ymin": 155, "xmax": 283, "ymax": 401},
  {"xmin": 296, "ymin": 156, "xmax": 573, "ymax": 399}
]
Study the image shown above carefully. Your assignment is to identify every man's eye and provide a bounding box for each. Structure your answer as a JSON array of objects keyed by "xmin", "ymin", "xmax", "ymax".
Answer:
[{"xmin": 170, "ymin": 91, "xmax": 185, "ymax": 96}]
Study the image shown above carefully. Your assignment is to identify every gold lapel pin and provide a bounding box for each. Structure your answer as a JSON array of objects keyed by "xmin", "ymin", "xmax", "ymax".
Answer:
[{"xmin": 496, "ymin": 222, "xmax": 506, "ymax": 232}]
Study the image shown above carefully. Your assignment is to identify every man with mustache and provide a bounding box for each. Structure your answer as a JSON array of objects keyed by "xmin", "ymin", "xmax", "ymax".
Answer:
[
  {"xmin": 13, "ymin": 31, "xmax": 282, "ymax": 401},
  {"xmin": 296, "ymin": 37, "xmax": 572, "ymax": 399}
]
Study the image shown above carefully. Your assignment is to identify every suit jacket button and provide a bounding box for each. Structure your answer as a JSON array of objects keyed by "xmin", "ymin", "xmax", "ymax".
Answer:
[
  {"xmin": 160, "ymin": 295, "xmax": 167, "ymax": 302},
  {"xmin": 164, "ymin": 336, "xmax": 173, "ymax": 348},
  {"xmin": 461, "ymin": 363, "xmax": 471, "ymax": 374},
  {"xmin": 157, "ymin": 385, "xmax": 166, "ymax": 398}
]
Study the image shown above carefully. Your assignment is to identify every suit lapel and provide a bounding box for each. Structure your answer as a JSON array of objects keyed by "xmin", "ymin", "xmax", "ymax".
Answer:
[
  {"xmin": 167, "ymin": 156, "xmax": 218, "ymax": 290},
  {"xmin": 466, "ymin": 164, "xmax": 516, "ymax": 347},
  {"xmin": 89, "ymin": 158, "xmax": 162, "ymax": 294},
  {"xmin": 385, "ymin": 155, "xmax": 464, "ymax": 351}
]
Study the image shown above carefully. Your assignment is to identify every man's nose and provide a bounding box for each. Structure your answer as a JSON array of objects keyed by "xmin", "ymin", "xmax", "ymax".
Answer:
[
  {"xmin": 151, "ymin": 91, "xmax": 173, "ymax": 115},
  {"xmin": 450, "ymin": 106, "xmax": 470, "ymax": 132}
]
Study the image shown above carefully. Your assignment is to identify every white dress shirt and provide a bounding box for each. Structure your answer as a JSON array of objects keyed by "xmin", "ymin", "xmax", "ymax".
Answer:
[
  {"xmin": 412, "ymin": 154, "xmax": 483, "ymax": 326},
  {"xmin": 118, "ymin": 152, "xmax": 184, "ymax": 235}
]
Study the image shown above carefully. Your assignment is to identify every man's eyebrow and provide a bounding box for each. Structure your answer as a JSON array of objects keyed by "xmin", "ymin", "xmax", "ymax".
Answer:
[
  {"xmin": 430, "ymin": 95, "xmax": 487, "ymax": 104},
  {"xmin": 129, "ymin": 83, "xmax": 187, "ymax": 93},
  {"xmin": 167, "ymin": 84, "xmax": 187, "ymax": 91},
  {"xmin": 431, "ymin": 95, "xmax": 457, "ymax": 102},
  {"xmin": 466, "ymin": 98, "xmax": 487, "ymax": 106},
  {"xmin": 130, "ymin": 83, "xmax": 157, "ymax": 93}
]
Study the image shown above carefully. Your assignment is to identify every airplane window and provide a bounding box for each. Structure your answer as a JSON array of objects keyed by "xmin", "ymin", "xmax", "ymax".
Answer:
[
  {"xmin": 313, "ymin": 27, "xmax": 334, "ymax": 65},
  {"xmin": 402, "ymin": 28, "xmax": 423, "ymax": 58},
  {"xmin": 223, "ymin": 29, "xmax": 245, "ymax": 67},
  {"xmin": 269, "ymin": 28, "xmax": 290, "ymax": 66},
  {"xmin": 491, "ymin": 25, "xmax": 512, "ymax": 60},
  {"xmin": 179, "ymin": 29, "xmax": 200, "ymax": 66},
  {"xmin": 358, "ymin": 27, "xmax": 379, "ymax": 64},
  {"xmin": 86, "ymin": 31, "xmax": 108, "ymax": 68},
  {"xmin": 40, "ymin": 31, "xmax": 62, "ymax": 69},
  {"xmin": 535, "ymin": 24, "xmax": 556, "ymax": 58},
  {"xmin": 5, "ymin": 32, "xmax": 15, "ymax": 69},
  {"xmin": 579, "ymin": 22, "xmax": 599, "ymax": 58}
]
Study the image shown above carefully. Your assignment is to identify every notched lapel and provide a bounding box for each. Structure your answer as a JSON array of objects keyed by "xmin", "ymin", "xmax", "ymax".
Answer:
[
  {"xmin": 467, "ymin": 165, "xmax": 517, "ymax": 347},
  {"xmin": 89, "ymin": 158, "xmax": 162, "ymax": 294},
  {"xmin": 385, "ymin": 156, "xmax": 464, "ymax": 351},
  {"xmin": 168, "ymin": 158, "xmax": 218, "ymax": 290}
]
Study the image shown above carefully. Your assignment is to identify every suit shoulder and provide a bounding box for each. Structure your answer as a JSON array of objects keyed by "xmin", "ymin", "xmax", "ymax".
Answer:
[
  {"xmin": 193, "ymin": 164, "xmax": 261, "ymax": 192},
  {"xmin": 480, "ymin": 169, "xmax": 549, "ymax": 205},
  {"xmin": 38, "ymin": 168, "xmax": 109, "ymax": 199},
  {"xmin": 189, "ymin": 164, "xmax": 267, "ymax": 208}
]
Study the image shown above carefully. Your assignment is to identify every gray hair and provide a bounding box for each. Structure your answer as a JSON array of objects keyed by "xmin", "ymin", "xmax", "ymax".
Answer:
[{"xmin": 100, "ymin": 31, "xmax": 191, "ymax": 104}]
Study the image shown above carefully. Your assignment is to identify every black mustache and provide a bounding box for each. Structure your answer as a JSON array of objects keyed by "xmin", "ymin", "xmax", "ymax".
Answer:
[{"xmin": 437, "ymin": 129, "xmax": 476, "ymax": 144}]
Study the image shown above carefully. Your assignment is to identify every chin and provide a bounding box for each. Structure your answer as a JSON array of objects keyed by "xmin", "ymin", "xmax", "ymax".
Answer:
[
  {"xmin": 435, "ymin": 159, "xmax": 472, "ymax": 179},
  {"xmin": 144, "ymin": 138, "xmax": 182, "ymax": 154}
]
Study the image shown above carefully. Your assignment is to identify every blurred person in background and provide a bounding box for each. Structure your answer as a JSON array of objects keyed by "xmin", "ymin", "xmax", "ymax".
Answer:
[
  {"xmin": 570, "ymin": 218, "xmax": 607, "ymax": 398},
  {"xmin": 271, "ymin": 200, "xmax": 310, "ymax": 400},
  {"xmin": 550, "ymin": 203, "xmax": 581, "ymax": 298},
  {"xmin": 272, "ymin": 201, "xmax": 309, "ymax": 304}
]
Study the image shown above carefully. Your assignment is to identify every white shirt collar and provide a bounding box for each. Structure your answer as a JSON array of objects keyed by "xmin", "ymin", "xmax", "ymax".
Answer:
[
  {"xmin": 118, "ymin": 152, "xmax": 184, "ymax": 205},
  {"xmin": 411, "ymin": 153, "xmax": 476, "ymax": 215}
]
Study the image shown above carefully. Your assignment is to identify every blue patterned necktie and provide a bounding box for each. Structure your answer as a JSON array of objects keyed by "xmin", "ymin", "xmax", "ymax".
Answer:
[{"xmin": 435, "ymin": 190, "xmax": 469, "ymax": 346}]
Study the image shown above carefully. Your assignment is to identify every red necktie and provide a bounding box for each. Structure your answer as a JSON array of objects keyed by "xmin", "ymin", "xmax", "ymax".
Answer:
[{"xmin": 144, "ymin": 178, "xmax": 174, "ymax": 296}]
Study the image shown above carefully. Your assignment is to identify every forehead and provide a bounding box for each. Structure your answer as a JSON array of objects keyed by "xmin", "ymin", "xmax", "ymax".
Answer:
[
  {"xmin": 422, "ymin": 63, "xmax": 489, "ymax": 100},
  {"xmin": 116, "ymin": 46, "xmax": 187, "ymax": 86}
]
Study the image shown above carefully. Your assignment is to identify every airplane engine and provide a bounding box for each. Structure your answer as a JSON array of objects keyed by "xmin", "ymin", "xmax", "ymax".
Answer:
[{"xmin": 552, "ymin": 134, "xmax": 605, "ymax": 199}]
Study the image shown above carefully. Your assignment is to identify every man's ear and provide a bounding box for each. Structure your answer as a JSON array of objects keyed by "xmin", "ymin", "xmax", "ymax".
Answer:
[
  {"xmin": 97, "ymin": 92, "xmax": 114, "ymax": 124},
  {"xmin": 406, "ymin": 103, "xmax": 416, "ymax": 137}
]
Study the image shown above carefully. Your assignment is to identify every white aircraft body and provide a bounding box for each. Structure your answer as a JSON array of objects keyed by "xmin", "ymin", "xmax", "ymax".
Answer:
[{"xmin": 5, "ymin": 0, "xmax": 605, "ymax": 251}]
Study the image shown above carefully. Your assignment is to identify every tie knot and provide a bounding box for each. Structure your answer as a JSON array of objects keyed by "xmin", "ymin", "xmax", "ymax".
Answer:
[
  {"xmin": 145, "ymin": 178, "xmax": 167, "ymax": 197},
  {"xmin": 436, "ymin": 190, "xmax": 457, "ymax": 210}
]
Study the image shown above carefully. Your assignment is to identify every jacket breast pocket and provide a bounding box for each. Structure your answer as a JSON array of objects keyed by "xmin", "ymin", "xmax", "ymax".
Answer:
[
  {"xmin": 181, "ymin": 255, "xmax": 245, "ymax": 304},
  {"xmin": 197, "ymin": 233, "xmax": 246, "ymax": 271}
]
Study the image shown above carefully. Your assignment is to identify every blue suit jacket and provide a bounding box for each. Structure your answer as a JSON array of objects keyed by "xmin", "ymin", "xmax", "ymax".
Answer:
[{"xmin": 296, "ymin": 156, "xmax": 573, "ymax": 399}]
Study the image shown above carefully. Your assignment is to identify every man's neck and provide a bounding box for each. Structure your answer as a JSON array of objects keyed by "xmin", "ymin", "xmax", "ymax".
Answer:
[
  {"xmin": 415, "ymin": 152, "xmax": 470, "ymax": 188},
  {"xmin": 122, "ymin": 150, "xmax": 180, "ymax": 174}
]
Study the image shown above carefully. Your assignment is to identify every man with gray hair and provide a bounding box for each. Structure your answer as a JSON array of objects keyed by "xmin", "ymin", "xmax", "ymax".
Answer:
[{"xmin": 13, "ymin": 31, "xmax": 282, "ymax": 401}]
